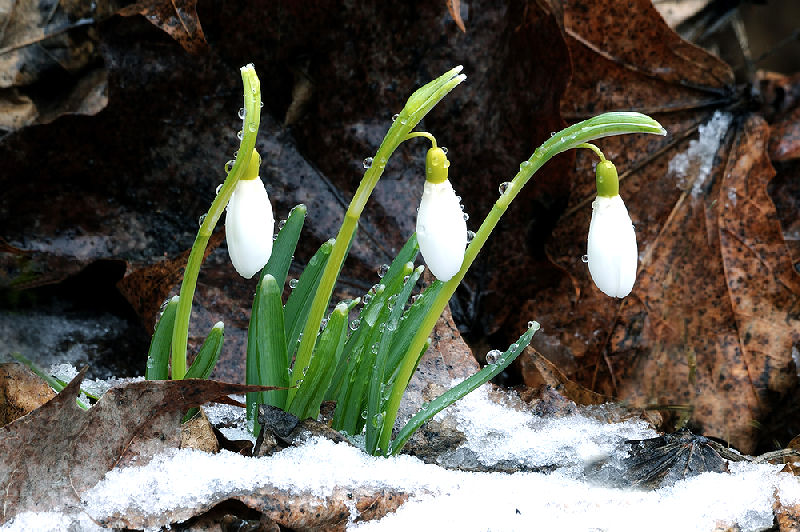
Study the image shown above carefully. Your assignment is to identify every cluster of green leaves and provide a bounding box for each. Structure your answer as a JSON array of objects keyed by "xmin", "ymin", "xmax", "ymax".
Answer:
[{"xmin": 243, "ymin": 208, "xmax": 538, "ymax": 455}]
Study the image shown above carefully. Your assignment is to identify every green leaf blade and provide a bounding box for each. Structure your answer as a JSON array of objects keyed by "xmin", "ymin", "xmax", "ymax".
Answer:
[
  {"xmin": 390, "ymin": 322, "xmax": 540, "ymax": 456},
  {"xmin": 145, "ymin": 296, "xmax": 179, "ymax": 380}
]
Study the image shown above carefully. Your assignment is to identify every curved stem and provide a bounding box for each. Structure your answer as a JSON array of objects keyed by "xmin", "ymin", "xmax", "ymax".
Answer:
[
  {"xmin": 404, "ymin": 131, "xmax": 437, "ymax": 147},
  {"xmin": 379, "ymin": 112, "xmax": 666, "ymax": 453},
  {"xmin": 576, "ymin": 142, "xmax": 606, "ymax": 161},
  {"xmin": 170, "ymin": 65, "xmax": 262, "ymax": 379}
]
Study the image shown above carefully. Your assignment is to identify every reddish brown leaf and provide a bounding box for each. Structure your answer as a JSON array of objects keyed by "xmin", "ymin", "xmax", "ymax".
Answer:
[
  {"xmin": 0, "ymin": 369, "xmax": 277, "ymax": 522},
  {"xmin": 446, "ymin": 0, "xmax": 466, "ymax": 32},
  {"xmin": 518, "ymin": 0, "xmax": 800, "ymax": 453},
  {"xmin": 119, "ymin": 0, "xmax": 208, "ymax": 54}
]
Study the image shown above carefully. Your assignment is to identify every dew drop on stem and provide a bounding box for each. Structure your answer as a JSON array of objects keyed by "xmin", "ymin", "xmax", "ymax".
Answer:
[
  {"xmin": 237, "ymin": 130, "xmax": 243, "ymax": 140},
  {"xmin": 377, "ymin": 264, "xmax": 389, "ymax": 278},
  {"xmin": 225, "ymin": 160, "xmax": 235, "ymax": 173},
  {"xmin": 485, "ymin": 349, "xmax": 501, "ymax": 364},
  {"xmin": 278, "ymin": 219, "xmax": 287, "ymax": 230},
  {"xmin": 363, "ymin": 157, "xmax": 374, "ymax": 169},
  {"xmin": 350, "ymin": 319, "xmax": 361, "ymax": 331},
  {"xmin": 289, "ymin": 279, "xmax": 299, "ymax": 289},
  {"xmin": 392, "ymin": 113, "xmax": 399, "ymax": 122},
  {"xmin": 198, "ymin": 214, "xmax": 207, "ymax": 227},
  {"xmin": 215, "ymin": 184, "xmax": 223, "ymax": 195},
  {"xmin": 467, "ymin": 230, "xmax": 475, "ymax": 243},
  {"xmin": 238, "ymin": 107, "xmax": 246, "ymax": 119},
  {"xmin": 499, "ymin": 182, "xmax": 511, "ymax": 194}
]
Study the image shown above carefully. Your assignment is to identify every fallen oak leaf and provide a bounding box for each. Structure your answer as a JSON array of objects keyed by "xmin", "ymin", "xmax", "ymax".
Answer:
[
  {"xmin": 519, "ymin": 0, "xmax": 800, "ymax": 454},
  {"xmin": 0, "ymin": 367, "xmax": 280, "ymax": 523}
]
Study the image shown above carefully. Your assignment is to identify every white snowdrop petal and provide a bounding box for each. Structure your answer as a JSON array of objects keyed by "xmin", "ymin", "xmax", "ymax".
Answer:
[
  {"xmin": 225, "ymin": 177, "xmax": 274, "ymax": 279},
  {"xmin": 416, "ymin": 179, "xmax": 468, "ymax": 281},
  {"xmin": 587, "ymin": 195, "xmax": 637, "ymax": 298}
]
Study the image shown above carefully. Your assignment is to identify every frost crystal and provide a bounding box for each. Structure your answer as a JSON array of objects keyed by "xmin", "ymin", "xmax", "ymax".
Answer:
[{"xmin": 668, "ymin": 111, "xmax": 732, "ymax": 196}]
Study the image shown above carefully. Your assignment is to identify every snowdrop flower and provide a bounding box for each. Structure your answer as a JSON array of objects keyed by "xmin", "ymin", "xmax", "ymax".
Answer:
[
  {"xmin": 416, "ymin": 146, "xmax": 467, "ymax": 282},
  {"xmin": 225, "ymin": 149, "xmax": 274, "ymax": 279},
  {"xmin": 586, "ymin": 159, "xmax": 637, "ymax": 298}
]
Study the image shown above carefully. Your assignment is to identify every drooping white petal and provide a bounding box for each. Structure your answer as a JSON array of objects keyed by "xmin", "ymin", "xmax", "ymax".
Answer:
[
  {"xmin": 587, "ymin": 195, "xmax": 637, "ymax": 298},
  {"xmin": 225, "ymin": 177, "xmax": 274, "ymax": 279},
  {"xmin": 416, "ymin": 179, "xmax": 467, "ymax": 281}
]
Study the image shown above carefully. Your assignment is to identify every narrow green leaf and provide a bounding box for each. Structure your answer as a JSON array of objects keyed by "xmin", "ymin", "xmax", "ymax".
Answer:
[
  {"xmin": 385, "ymin": 279, "xmax": 444, "ymax": 381},
  {"xmin": 256, "ymin": 275, "xmax": 289, "ymax": 409},
  {"xmin": 391, "ymin": 322, "xmax": 540, "ymax": 455},
  {"xmin": 284, "ymin": 239, "xmax": 334, "ymax": 362},
  {"xmin": 145, "ymin": 295, "xmax": 179, "ymax": 380},
  {"xmin": 288, "ymin": 301, "xmax": 350, "ymax": 420},
  {"xmin": 261, "ymin": 204, "xmax": 306, "ymax": 288},
  {"xmin": 332, "ymin": 262, "xmax": 410, "ymax": 435},
  {"xmin": 326, "ymin": 235, "xmax": 419, "ymax": 404},
  {"xmin": 184, "ymin": 322, "xmax": 224, "ymax": 380},
  {"xmin": 366, "ymin": 264, "xmax": 424, "ymax": 454}
]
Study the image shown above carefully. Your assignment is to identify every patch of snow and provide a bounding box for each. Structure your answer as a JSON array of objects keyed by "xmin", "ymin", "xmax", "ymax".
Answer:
[
  {"xmin": 668, "ymin": 111, "xmax": 732, "ymax": 196},
  {"xmin": 48, "ymin": 363, "xmax": 144, "ymax": 400},
  {"xmin": 436, "ymin": 384, "xmax": 655, "ymax": 472},
  {"xmin": 204, "ymin": 397, "xmax": 256, "ymax": 444},
  {"xmin": 3, "ymin": 385, "xmax": 797, "ymax": 532}
]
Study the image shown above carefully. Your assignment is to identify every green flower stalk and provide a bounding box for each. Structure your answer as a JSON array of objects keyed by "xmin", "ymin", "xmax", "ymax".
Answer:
[{"xmin": 170, "ymin": 64, "xmax": 262, "ymax": 380}]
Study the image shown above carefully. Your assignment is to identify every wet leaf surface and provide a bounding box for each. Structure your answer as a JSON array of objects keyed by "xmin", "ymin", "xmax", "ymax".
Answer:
[{"xmin": 0, "ymin": 368, "xmax": 276, "ymax": 522}]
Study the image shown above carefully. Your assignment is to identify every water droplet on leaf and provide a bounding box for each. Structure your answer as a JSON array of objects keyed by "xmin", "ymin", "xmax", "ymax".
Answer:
[
  {"xmin": 363, "ymin": 157, "xmax": 374, "ymax": 169},
  {"xmin": 486, "ymin": 349, "xmax": 501, "ymax": 364},
  {"xmin": 499, "ymin": 182, "xmax": 511, "ymax": 194},
  {"xmin": 238, "ymin": 107, "xmax": 246, "ymax": 119},
  {"xmin": 289, "ymin": 279, "xmax": 299, "ymax": 289},
  {"xmin": 581, "ymin": 254, "xmax": 589, "ymax": 263},
  {"xmin": 377, "ymin": 264, "xmax": 389, "ymax": 278}
]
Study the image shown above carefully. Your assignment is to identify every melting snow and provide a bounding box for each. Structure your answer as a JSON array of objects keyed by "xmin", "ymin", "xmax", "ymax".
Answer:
[
  {"xmin": 668, "ymin": 111, "xmax": 732, "ymax": 196},
  {"xmin": 2, "ymin": 384, "xmax": 798, "ymax": 532}
]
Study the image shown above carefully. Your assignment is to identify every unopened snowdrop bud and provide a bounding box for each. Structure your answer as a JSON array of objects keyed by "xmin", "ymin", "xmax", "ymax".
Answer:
[
  {"xmin": 587, "ymin": 160, "xmax": 637, "ymax": 298},
  {"xmin": 416, "ymin": 146, "xmax": 467, "ymax": 281},
  {"xmin": 226, "ymin": 149, "xmax": 274, "ymax": 279}
]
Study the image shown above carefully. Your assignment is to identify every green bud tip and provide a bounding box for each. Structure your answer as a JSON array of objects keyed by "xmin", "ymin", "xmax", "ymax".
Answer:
[
  {"xmin": 425, "ymin": 147, "xmax": 450, "ymax": 184},
  {"xmin": 595, "ymin": 160, "xmax": 619, "ymax": 198},
  {"xmin": 242, "ymin": 148, "xmax": 261, "ymax": 181}
]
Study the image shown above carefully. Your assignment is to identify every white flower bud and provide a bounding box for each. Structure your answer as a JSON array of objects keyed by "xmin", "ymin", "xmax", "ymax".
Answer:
[
  {"xmin": 225, "ymin": 176, "xmax": 274, "ymax": 279},
  {"xmin": 416, "ymin": 179, "xmax": 467, "ymax": 281},
  {"xmin": 587, "ymin": 195, "xmax": 637, "ymax": 298}
]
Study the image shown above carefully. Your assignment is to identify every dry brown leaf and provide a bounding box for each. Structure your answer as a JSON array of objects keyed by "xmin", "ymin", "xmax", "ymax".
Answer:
[
  {"xmin": 0, "ymin": 0, "xmax": 107, "ymax": 131},
  {"xmin": 118, "ymin": 0, "xmax": 208, "ymax": 54},
  {"xmin": 0, "ymin": 363, "xmax": 55, "ymax": 426},
  {"xmin": 446, "ymin": 0, "xmax": 466, "ymax": 32},
  {"xmin": 518, "ymin": 0, "xmax": 800, "ymax": 454},
  {"xmin": 0, "ymin": 369, "xmax": 277, "ymax": 523},
  {"xmin": 102, "ymin": 485, "xmax": 408, "ymax": 530}
]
